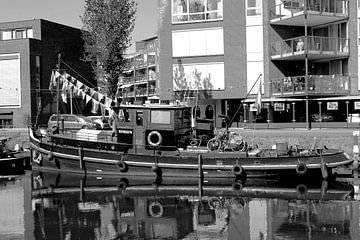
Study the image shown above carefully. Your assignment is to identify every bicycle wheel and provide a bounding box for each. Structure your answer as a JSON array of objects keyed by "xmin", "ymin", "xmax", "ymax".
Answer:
[{"xmin": 207, "ymin": 138, "xmax": 221, "ymax": 151}]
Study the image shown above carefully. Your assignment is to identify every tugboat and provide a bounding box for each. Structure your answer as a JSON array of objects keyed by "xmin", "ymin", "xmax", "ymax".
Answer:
[{"xmin": 29, "ymin": 102, "xmax": 353, "ymax": 179}]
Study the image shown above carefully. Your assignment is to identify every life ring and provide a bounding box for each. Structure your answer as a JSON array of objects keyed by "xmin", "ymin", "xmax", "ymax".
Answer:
[
  {"xmin": 147, "ymin": 131, "xmax": 162, "ymax": 147},
  {"xmin": 32, "ymin": 150, "xmax": 42, "ymax": 164},
  {"xmin": 296, "ymin": 163, "xmax": 308, "ymax": 175},
  {"xmin": 117, "ymin": 158, "xmax": 128, "ymax": 172},
  {"xmin": 149, "ymin": 201, "xmax": 163, "ymax": 218},
  {"xmin": 232, "ymin": 164, "xmax": 243, "ymax": 176}
]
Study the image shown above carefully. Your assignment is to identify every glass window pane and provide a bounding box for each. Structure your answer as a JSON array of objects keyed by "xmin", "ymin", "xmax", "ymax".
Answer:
[
  {"xmin": 27, "ymin": 29, "xmax": 33, "ymax": 38},
  {"xmin": 189, "ymin": 0, "xmax": 205, "ymax": 13},
  {"xmin": 173, "ymin": 0, "xmax": 187, "ymax": 14},
  {"xmin": 1, "ymin": 30, "xmax": 12, "ymax": 40}
]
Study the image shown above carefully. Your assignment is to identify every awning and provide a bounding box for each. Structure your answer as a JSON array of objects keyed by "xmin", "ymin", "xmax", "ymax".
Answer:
[
  {"xmin": 119, "ymin": 83, "xmax": 134, "ymax": 89},
  {"xmin": 242, "ymin": 97, "xmax": 305, "ymax": 103},
  {"xmin": 315, "ymin": 96, "xmax": 360, "ymax": 101}
]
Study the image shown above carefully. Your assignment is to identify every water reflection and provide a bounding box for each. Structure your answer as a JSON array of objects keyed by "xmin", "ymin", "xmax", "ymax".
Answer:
[{"xmin": 1, "ymin": 171, "xmax": 359, "ymax": 239}]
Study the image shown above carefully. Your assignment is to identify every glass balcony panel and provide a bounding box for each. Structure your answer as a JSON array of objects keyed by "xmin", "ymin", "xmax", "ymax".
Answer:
[
  {"xmin": 269, "ymin": 0, "xmax": 349, "ymax": 20},
  {"xmin": 272, "ymin": 74, "xmax": 349, "ymax": 96}
]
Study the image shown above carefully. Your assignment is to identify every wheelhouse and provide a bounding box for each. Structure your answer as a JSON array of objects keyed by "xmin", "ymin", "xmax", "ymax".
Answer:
[{"xmin": 113, "ymin": 104, "xmax": 193, "ymax": 150}]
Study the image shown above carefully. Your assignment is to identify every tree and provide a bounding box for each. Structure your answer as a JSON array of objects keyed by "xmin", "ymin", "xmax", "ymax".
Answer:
[{"xmin": 82, "ymin": 0, "xmax": 137, "ymax": 98}]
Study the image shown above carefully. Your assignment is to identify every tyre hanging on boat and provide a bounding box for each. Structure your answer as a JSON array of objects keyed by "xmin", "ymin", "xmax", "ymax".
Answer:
[
  {"xmin": 296, "ymin": 162, "xmax": 308, "ymax": 175},
  {"xmin": 232, "ymin": 164, "xmax": 244, "ymax": 176},
  {"xmin": 48, "ymin": 152, "xmax": 54, "ymax": 161},
  {"xmin": 147, "ymin": 131, "xmax": 162, "ymax": 147},
  {"xmin": 117, "ymin": 156, "xmax": 128, "ymax": 172}
]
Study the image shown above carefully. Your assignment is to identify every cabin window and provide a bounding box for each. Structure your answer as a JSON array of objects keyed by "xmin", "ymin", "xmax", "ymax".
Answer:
[
  {"xmin": 175, "ymin": 109, "xmax": 183, "ymax": 124},
  {"xmin": 136, "ymin": 111, "xmax": 143, "ymax": 126},
  {"xmin": 151, "ymin": 110, "xmax": 171, "ymax": 124},
  {"xmin": 119, "ymin": 108, "xmax": 130, "ymax": 122},
  {"xmin": 205, "ymin": 105, "xmax": 214, "ymax": 119},
  {"xmin": 193, "ymin": 106, "xmax": 201, "ymax": 118},
  {"xmin": 183, "ymin": 108, "xmax": 191, "ymax": 123}
]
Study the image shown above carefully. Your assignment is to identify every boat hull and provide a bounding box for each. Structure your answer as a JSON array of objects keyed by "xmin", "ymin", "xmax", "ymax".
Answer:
[{"xmin": 29, "ymin": 130, "xmax": 353, "ymax": 180}]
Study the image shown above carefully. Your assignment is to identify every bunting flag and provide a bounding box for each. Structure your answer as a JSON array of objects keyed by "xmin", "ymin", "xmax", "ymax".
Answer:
[
  {"xmin": 49, "ymin": 70, "xmax": 114, "ymax": 112},
  {"xmin": 85, "ymin": 94, "xmax": 92, "ymax": 104}
]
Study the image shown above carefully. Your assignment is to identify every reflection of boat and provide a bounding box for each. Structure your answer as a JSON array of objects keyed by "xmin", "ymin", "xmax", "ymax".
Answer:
[
  {"xmin": 31, "ymin": 171, "xmax": 354, "ymax": 201},
  {"xmin": 29, "ymin": 103, "xmax": 353, "ymax": 179},
  {"xmin": 30, "ymin": 171, "xmax": 358, "ymax": 240}
]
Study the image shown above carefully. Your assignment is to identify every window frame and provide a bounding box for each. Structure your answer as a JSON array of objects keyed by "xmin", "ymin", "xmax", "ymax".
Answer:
[{"xmin": 172, "ymin": 0, "xmax": 223, "ymax": 24}]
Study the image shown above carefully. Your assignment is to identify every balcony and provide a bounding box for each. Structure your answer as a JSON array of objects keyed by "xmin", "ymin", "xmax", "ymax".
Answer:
[
  {"xmin": 271, "ymin": 36, "xmax": 349, "ymax": 60},
  {"xmin": 271, "ymin": 74, "xmax": 350, "ymax": 97},
  {"xmin": 270, "ymin": 0, "xmax": 349, "ymax": 27}
]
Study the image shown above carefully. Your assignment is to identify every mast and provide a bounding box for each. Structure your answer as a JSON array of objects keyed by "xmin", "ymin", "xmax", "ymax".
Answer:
[{"xmin": 56, "ymin": 53, "xmax": 61, "ymax": 130}]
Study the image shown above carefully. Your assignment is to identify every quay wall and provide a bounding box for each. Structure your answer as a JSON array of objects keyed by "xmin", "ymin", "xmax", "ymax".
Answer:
[{"xmin": 229, "ymin": 128, "xmax": 357, "ymax": 155}]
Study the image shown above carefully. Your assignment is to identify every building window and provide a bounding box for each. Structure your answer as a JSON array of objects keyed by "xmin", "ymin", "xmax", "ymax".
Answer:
[
  {"xmin": 1, "ymin": 30, "xmax": 12, "ymax": 40},
  {"xmin": 0, "ymin": 28, "xmax": 33, "ymax": 40},
  {"xmin": 246, "ymin": 0, "xmax": 262, "ymax": 16},
  {"xmin": 15, "ymin": 29, "xmax": 26, "ymax": 39},
  {"xmin": 27, "ymin": 29, "xmax": 33, "ymax": 38},
  {"xmin": 172, "ymin": 28, "xmax": 224, "ymax": 57},
  {"xmin": 172, "ymin": 0, "xmax": 223, "ymax": 23},
  {"xmin": 173, "ymin": 62, "xmax": 225, "ymax": 90},
  {"xmin": 0, "ymin": 54, "xmax": 21, "ymax": 107}
]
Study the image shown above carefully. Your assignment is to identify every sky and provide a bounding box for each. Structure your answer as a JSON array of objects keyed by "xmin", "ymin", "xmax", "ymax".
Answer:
[{"xmin": 0, "ymin": 0, "xmax": 158, "ymax": 52}]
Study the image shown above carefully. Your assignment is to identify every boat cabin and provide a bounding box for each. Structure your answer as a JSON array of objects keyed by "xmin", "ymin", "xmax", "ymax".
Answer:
[{"xmin": 112, "ymin": 104, "xmax": 193, "ymax": 150}]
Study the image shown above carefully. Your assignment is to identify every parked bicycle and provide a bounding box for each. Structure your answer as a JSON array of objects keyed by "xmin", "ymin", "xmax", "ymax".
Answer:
[{"xmin": 207, "ymin": 115, "xmax": 247, "ymax": 152}]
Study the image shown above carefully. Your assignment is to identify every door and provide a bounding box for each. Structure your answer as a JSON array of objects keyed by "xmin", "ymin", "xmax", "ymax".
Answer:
[{"xmin": 134, "ymin": 111, "xmax": 145, "ymax": 148}]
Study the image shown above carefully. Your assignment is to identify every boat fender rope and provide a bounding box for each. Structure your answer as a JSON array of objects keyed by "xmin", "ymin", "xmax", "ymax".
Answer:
[
  {"xmin": 232, "ymin": 164, "xmax": 243, "ymax": 176},
  {"xmin": 296, "ymin": 162, "xmax": 308, "ymax": 175},
  {"xmin": 48, "ymin": 152, "xmax": 54, "ymax": 161},
  {"xmin": 149, "ymin": 201, "xmax": 163, "ymax": 218},
  {"xmin": 32, "ymin": 150, "xmax": 42, "ymax": 164},
  {"xmin": 117, "ymin": 157, "xmax": 128, "ymax": 172},
  {"xmin": 147, "ymin": 131, "xmax": 162, "ymax": 147}
]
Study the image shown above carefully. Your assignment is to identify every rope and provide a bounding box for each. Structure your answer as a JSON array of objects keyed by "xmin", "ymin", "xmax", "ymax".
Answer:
[{"xmin": 59, "ymin": 59, "xmax": 97, "ymax": 89}]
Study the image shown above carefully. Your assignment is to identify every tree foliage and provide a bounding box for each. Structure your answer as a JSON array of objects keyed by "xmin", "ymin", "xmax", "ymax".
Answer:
[{"xmin": 81, "ymin": 0, "xmax": 137, "ymax": 97}]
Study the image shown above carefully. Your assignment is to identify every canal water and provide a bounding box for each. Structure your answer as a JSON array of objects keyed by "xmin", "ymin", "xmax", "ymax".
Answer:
[{"xmin": 1, "ymin": 170, "xmax": 360, "ymax": 240}]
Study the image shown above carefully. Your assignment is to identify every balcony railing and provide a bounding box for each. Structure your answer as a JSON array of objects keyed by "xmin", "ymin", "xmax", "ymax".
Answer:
[
  {"xmin": 270, "ymin": 0, "xmax": 349, "ymax": 20},
  {"xmin": 271, "ymin": 36, "xmax": 349, "ymax": 58},
  {"xmin": 271, "ymin": 74, "xmax": 350, "ymax": 96},
  {"xmin": 123, "ymin": 73, "xmax": 157, "ymax": 84}
]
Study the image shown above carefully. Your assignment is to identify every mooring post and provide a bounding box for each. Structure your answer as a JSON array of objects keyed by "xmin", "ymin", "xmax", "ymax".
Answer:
[
  {"xmin": 353, "ymin": 131, "xmax": 359, "ymax": 173},
  {"xmin": 79, "ymin": 147, "xmax": 83, "ymax": 170},
  {"xmin": 353, "ymin": 131, "xmax": 359, "ymax": 199},
  {"xmin": 198, "ymin": 154, "xmax": 203, "ymax": 197}
]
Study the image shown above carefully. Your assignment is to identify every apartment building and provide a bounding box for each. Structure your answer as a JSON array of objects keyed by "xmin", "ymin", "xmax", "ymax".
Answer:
[
  {"xmin": 157, "ymin": 0, "xmax": 360, "ymax": 128},
  {"xmin": 0, "ymin": 19, "xmax": 94, "ymax": 128},
  {"xmin": 119, "ymin": 36, "xmax": 159, "ymax": 104}
]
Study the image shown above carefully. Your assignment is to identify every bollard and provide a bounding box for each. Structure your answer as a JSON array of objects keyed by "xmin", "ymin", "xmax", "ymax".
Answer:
[{"xmin": 353, "ymin": 131, "xmax": 359, "ymax": 173}]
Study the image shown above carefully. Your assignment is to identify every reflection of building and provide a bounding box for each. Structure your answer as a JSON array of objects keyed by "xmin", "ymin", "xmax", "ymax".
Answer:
[
  {"xmin": 0, "ymin": 19, "xmax": 94, "ymax": 127},
  {"xmin": 119, "ymin": 36, "xmax": 159, "ymax": 104},
  {"xmin": 157, "ymin": 0, "xmax": 360, "ymax": 127}
]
